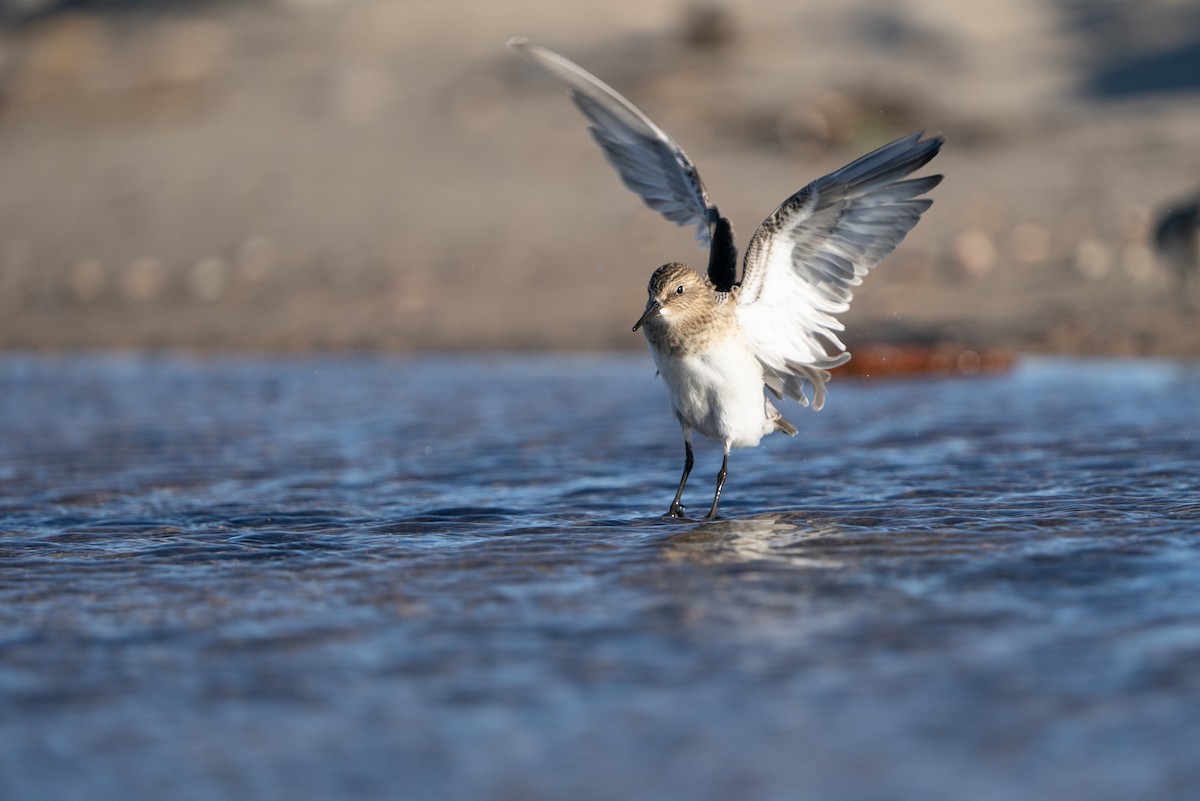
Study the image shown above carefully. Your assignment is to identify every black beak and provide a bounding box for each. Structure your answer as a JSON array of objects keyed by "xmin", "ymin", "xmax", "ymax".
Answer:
[{"xmin": 632, "ymin": 301, "xmax": 661, "ymax": 332}]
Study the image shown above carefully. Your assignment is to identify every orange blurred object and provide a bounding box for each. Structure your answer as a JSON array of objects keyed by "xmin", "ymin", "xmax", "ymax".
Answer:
[{"xmin": 835, "ymin": 344, "xmax": 1016, "ymax": 378}]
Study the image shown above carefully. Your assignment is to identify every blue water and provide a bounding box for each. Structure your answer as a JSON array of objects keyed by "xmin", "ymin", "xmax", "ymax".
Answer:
[{"xmin": 1, "ymin": 353, "xmax": 1198, "ymax": 801}]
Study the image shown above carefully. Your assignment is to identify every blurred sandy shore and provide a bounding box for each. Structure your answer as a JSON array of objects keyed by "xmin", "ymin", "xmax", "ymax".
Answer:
[{"xmin": 1, "ymin": 0, "xmax": 1198, "ymax": 356}]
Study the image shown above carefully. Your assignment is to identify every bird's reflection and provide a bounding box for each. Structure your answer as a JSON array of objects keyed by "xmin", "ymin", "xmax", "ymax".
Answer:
[{"xmin": 659, "ymin": 511, "xmax": 845, "ymax": 568}]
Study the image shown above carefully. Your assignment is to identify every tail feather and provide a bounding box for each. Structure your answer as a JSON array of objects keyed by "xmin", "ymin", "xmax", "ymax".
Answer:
[{"xmin": 767, "ymin": 399, "xmax": 798, "ymax": 436}]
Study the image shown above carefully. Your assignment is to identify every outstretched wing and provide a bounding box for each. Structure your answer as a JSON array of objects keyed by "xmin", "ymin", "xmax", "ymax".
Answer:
[
  {"xmin": 508, "ymin": 38, "xmax": 718, "ymax": 248},
  {"xmin": 736, "ymin": 133, "xmax": 943, "ymax": 410}
]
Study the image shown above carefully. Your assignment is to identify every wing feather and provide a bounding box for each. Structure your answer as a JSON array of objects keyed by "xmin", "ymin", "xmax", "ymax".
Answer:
[
  {"xmin": 509, "ymin": 38, "xmax": 717, "ymax": 246},
  {"xmin": 736, "ymin": 133, "xmax": 943, "ymax": 409}
]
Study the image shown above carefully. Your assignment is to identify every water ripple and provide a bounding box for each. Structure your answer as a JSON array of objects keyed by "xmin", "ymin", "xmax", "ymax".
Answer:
[{"xmin": 1, "ymin": 354, "xmax": 1199, "ymax": 801}]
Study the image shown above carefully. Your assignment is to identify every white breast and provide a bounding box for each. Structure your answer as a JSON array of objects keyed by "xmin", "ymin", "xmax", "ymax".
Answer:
[{"xmin": 649, "ymin": 335, "xmax": 773, "ymax": 448}]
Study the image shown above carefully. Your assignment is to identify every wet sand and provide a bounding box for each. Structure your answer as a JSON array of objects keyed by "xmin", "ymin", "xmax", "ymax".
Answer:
[{"xmin": 0, "ymin": 0, "xmax": 1198, "ymax": 355}]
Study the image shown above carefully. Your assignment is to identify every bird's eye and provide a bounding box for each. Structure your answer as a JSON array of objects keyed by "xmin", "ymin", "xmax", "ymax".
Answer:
[{"xmin": 675, "ymin": 285, "xmax": 685, "ymax": 295}]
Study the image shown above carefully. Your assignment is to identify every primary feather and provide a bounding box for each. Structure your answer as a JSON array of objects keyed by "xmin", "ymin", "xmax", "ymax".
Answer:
[{"xmin": 508, "ymin": 38, "xmax": 717, "ymax": 246}]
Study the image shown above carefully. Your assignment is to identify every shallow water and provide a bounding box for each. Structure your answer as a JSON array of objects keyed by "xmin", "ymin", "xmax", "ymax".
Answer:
[{"xmin": 1, "ymin": 353, "xmax": 1198, "ymax": 801}]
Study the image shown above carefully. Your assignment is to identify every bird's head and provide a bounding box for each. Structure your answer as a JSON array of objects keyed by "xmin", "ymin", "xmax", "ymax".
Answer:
[{"xmin": 632, "ymin": 262, "xmax": 713, "ymax": 333}]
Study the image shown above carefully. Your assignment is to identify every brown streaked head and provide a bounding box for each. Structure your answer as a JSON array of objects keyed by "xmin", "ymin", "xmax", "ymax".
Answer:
[{"xmin": 632, "ymin": 262, "xmax": 715, "ymax": 333}]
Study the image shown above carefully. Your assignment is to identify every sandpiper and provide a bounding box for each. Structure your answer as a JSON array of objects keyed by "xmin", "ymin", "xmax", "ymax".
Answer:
[
  {"xmin": 1153, "ymin": 193, "xmax": 1199, "ymax": 300},
  {"xmin": 509, "ymin": 38, "xmax": 943, "ymax": 519}
]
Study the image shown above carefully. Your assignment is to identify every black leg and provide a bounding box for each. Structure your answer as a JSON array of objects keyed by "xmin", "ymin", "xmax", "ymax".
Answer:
[
  {"xmin": 667, "ymin": 439, "xmax": 694, "ymax": 518},
  {"xmin": 705, "ymin": 449, "xmax": 729, "ymax": 519}
]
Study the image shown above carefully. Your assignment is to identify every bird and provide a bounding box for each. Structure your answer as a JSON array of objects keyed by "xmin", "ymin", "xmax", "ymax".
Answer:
[
  {"xmin": 508, "ymin": 38, "xmax": 943, "ymax": 519},
  {"xmin": 1153, "ymin": 193, "xmax": 1199, "ymax": 303}
]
